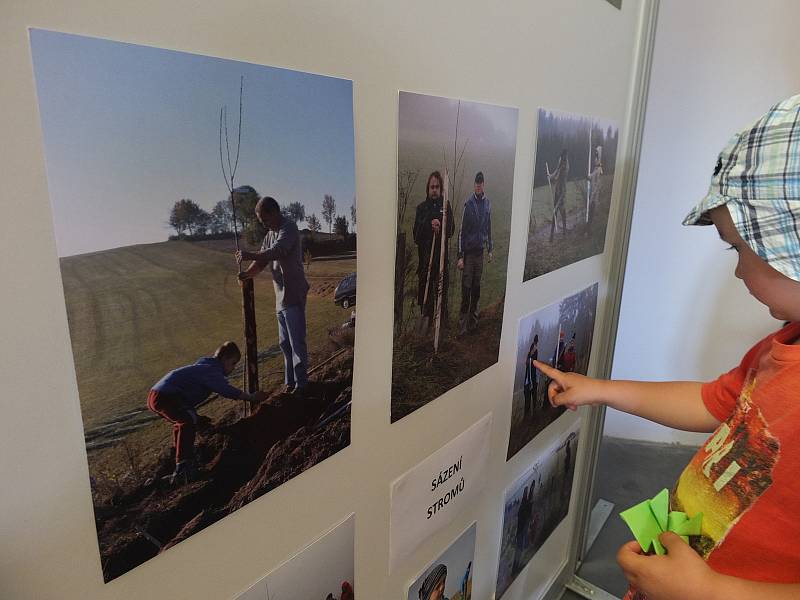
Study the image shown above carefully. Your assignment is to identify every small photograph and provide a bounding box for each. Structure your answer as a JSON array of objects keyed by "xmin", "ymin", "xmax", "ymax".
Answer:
[
  {"xmin": 30, "ymin": 29, "xmax": 356, "ymax": 581},
  {"xmin": 506, "ymin": 284, "xmax": 598, "ymax": 460},
  {"xmin": 236, "ymin": 514, "xmax": 355, "ymax": 600},
  {"xmin": 496, "ymin": 427, "xmax": 580, "ymax": 600},
  {"xmin": 523, "ymin": 108, "xmax": 619, "ymax": 281},
  {"xmin": 407, "ymin": 523, "xmax": 476, "ymax": 600},
  {"xmin": 392, "ymin": 91, "xmax": 519, "ymax": 423}
]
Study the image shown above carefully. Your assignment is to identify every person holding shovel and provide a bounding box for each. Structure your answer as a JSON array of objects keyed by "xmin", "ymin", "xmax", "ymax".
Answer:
[
  {"xmin": 413, "ymin": 170, "xmax": 454, "ymax": 330},
  {"xmin": 549, "ymin": 149, "xmax": 569, "ymax": 241}
]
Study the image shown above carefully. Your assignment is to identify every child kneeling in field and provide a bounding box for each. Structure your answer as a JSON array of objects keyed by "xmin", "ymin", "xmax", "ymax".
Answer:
[
  {"xmin": 537, "ymin": 95, "xmax": 800, "ymax": 600},
  {"xmin": 147, "ymin": 341, "xmax": 266, "ymax": 484}
]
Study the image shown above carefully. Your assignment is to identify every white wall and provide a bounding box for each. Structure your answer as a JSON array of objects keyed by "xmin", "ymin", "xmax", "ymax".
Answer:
[
  {"xmin": 0, "ymin": 2, "xmax": 646, "ymax": 599},
  {"xmin": 606, "ymin": 0, "xmax": 800, "ymax": 444}
]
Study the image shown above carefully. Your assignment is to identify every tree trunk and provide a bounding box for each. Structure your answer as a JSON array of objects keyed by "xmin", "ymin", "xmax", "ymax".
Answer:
[{"xmin": 241, "ymin": 278, "xmax": 258, "ymax": 416}]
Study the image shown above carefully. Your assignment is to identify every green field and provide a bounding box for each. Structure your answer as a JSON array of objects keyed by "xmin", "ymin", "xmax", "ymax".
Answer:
[{"xmin": 60, "ymin": 240, "xmax": 354, "ymax": 432}]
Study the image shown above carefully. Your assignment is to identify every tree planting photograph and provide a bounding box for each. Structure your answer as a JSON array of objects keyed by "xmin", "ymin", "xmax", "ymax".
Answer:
[
  {"xmin": 506, "ymin": 283, "xmax": 597, "ymax": 460},
  {"xmin": 496, "ymin": 427, "xmax": 580, "ymax": 600},
  {"xmin": 407, "ymin": 523, "xmax": 475, "ymax": 600},
  {"xmin": 30, "ymin": 29, "xmax": 356, "ymax": 582},
  {"xmin": 235, "ymin": 515, "xmax": 355, "ymax": 600},
  {"xmin": 392, "ymin": 91, "xmax": 518, "ymax": 423},
  {"xmin": 523, "ymin": 108, "xmax": 618, "ymax": 281}
]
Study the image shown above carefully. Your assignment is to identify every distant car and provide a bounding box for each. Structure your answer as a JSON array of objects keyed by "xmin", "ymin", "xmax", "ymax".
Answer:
[{"xmin": 334, "ymin": 272, "xmax": 357, "ymax": 309}]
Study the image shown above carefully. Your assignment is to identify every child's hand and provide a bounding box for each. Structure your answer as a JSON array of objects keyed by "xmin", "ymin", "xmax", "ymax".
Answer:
[
  {"xmin": 617, "ymin": 532, "xmax": 718, "ymax": 600},
  {"xmin": 532, "ymin": 360, "xmax": 606, "ymax": 411}
]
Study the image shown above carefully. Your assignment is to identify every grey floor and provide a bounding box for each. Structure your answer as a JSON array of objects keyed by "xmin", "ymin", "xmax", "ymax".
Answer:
[{"xmin": 559, "ymin": 438, "xmax": 698, "ymax": 600}]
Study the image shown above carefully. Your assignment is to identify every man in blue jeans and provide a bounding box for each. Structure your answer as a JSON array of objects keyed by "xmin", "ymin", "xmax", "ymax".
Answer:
[
  {"xmin": 236, "ymin": 193, "xmax": 310, "ymax": 396},
  {"xmin": 457, "ymin": 171, "xmax": 493, "ymax": 334}
]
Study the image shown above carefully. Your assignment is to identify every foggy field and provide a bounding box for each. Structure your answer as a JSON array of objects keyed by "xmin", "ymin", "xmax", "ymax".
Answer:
[{"xmin": 523, "ymin": 175, "xmax": 612, "ymax": 281}]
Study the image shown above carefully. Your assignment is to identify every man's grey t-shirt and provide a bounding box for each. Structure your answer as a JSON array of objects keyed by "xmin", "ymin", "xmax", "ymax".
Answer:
[{"xmin": 258, "ymin": 217, "xmax": 310, "ymax": 312}]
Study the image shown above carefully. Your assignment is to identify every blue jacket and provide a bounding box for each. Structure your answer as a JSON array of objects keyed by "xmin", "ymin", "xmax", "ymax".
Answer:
[
  {"xmin": 152, "ymin": 357, "xmax": 243, "ymax": 409},
  {"xmin": 458, "ymin": 193, "xmax": 493, "ymax": 257}
]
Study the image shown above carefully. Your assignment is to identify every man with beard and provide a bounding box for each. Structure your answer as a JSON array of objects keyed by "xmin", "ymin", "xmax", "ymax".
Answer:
[{"xmin": 413, "ymin": 171, "xmax": 454, "ymax": 326}]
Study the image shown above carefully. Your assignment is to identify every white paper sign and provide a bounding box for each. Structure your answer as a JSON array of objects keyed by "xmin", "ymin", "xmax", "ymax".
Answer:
[{"xmin": 389, "ymin": 413, "xmax": 493, "ymax": 572}]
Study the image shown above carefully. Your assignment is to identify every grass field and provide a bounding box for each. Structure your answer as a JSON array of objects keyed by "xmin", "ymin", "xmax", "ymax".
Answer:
[
  {"xmin": 60, "ymin": 239, "xmax": 354, "ymax": 432},
  {"xmin": 523, "ymin": 174, "xmax": 612, "ymax": 281}
]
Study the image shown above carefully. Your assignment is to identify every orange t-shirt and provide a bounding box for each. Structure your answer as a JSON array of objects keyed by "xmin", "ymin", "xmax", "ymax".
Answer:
[
  {"xmin": 673, "ymin": 321, "xmax": 800, "ymax": 582},
  {"xmin": 624, "ymin": 323, "xmax": 800, "ymax": 600}
]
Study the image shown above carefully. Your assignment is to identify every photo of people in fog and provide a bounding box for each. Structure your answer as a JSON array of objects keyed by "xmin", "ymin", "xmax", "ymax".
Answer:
[
  {"xmin": 507, "ymin": 284, "xmax": 597, "ymax": 460},
  {"xmin": 393, "ymin": 91, "xmax": 518, "ymax": 422}
]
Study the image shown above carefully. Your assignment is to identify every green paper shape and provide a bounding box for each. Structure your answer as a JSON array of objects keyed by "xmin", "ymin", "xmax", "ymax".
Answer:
[
  {"xmin": 620, "ymin": 500, "xmax": 663, "ymax": 554},
  {"xmin": 651, "ymin": 488, "xmax": 669, "ymax": 532},
  {"xmin": 619, "ymin": 489, "xmax": 703, "ymax": 556}
]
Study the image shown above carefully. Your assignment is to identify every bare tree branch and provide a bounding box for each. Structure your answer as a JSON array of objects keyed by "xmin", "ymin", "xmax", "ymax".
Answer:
[
  {"xmin": 219, "ymin": 108, "xmax": 232, "ymax": 192},
  {"xmin": 232, "ymin": 76, "xmax": 243, "ymax": 182}
]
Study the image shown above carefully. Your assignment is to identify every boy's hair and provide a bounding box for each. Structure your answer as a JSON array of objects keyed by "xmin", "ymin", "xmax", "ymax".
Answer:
[
  {"xmin": 683, "ymin": 94, "xmax": 800, "ymax": 281},
  {"xmin": 214, "ymin": 341, "xmax": 241, "ymax": 362}
]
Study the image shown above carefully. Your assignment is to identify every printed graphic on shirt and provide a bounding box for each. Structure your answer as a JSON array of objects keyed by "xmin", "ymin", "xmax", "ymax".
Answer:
[{"xmin": 672, "ymin": 377, "xmax": 780, "ymax": 558}]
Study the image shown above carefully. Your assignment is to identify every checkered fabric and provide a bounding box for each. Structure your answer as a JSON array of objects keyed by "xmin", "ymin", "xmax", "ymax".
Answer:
[{"xmin": 683, "ymin": 94, "xmax": 800, "ymax": 282}]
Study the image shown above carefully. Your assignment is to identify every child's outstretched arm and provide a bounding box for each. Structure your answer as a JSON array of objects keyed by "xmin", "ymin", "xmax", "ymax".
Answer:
[
  {"xmin": 533, "ymin": 361, "xmax": 720, "ymax": 433},
  {"xmin": 619, "ymin": 532, "xmax": 800, "ymax": 600}
]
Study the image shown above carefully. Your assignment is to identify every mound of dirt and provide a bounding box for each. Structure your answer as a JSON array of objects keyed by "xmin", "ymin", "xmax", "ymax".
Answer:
[
  {"xmin": 95, "ymin": 349, "xmax": 353, "ymax": 582},
  {"xmin": 391, "ymin": 301, "xmax": 504, "ymax": 423}
]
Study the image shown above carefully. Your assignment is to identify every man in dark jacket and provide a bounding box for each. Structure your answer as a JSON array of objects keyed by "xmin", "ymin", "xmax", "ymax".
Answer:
[
  {"xmin": 524, "ymin": 334, "xmax": 539, "ymax": 418},
  {"xmin": 413, "ymin": 171, "xmax": 454, "ymax": 323}
]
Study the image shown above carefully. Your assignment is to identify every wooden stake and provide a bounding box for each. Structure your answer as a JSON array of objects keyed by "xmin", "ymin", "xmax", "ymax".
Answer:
[{"xmin": 220, "ymin": 77, "xmax": 259, "ymax": 417}]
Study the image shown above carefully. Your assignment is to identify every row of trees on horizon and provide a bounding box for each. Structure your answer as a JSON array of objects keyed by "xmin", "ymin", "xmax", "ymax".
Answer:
[{"xmin": 168, "ymin": 194, "xmax": 356, "ymax": 244}]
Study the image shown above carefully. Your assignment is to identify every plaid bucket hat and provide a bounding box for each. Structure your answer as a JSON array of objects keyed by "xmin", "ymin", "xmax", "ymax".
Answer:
[{"xmin": 683, "ymin": 94, "xmax": 800, "ymax": 282}]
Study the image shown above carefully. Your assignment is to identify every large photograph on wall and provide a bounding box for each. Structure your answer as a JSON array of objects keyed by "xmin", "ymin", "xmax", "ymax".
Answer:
[
  {"xmin": 392, "ymin": 91, "xmax": 518, "ymax": 422},
  {"xmin": 236, "ymin": 514, "xmax": 355, "ymax": 600},
  {"xmin": 407, "ymin": 523, "xmax": 476, "ymax": 600},
  {"xmin": 523, "ymin": 108, "xmax": 618, "ymax": 281},
  {"xmin": 506, "ymin": 283, "xmax": 598, "ymax": 460},
  {"xmin": 30, "ymin": 29, "xmax": 356, "ymax": 581},
  {"xmin": 496, "ymin": 425, "xmax": 580, "ymax": 599}
]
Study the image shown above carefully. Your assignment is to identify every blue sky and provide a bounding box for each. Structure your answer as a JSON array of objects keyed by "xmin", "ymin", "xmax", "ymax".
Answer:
[{"xmin": 30, "ymin": 29, "xmax": 356, "ymax": 256}]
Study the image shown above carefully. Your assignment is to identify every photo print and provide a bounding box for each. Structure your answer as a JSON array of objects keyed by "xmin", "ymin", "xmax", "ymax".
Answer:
[
  {"xmin": 506, "ymin": 283, "xmax": 598, "ymax": 460},
  {"xmin": 392, "ymin": 91, "xmax": 519, "ymax": 422},
  {"xmin": 407, "ymin": 523, "xmax": 476, "ymax": 600},
  {"xmin": 496, "ymin": 426, "xmax": 580, "ymax": 599},
  {"xmin": 30, "ymin": 29, "xmax": 356, "ymax": 581},
  {"xmin": 523, "ymin": 108, "xmax": 619, "ymax": 281},
  {"xmin": 236, "ymin": 514, "xmax": 355, "ymax": 600}
]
